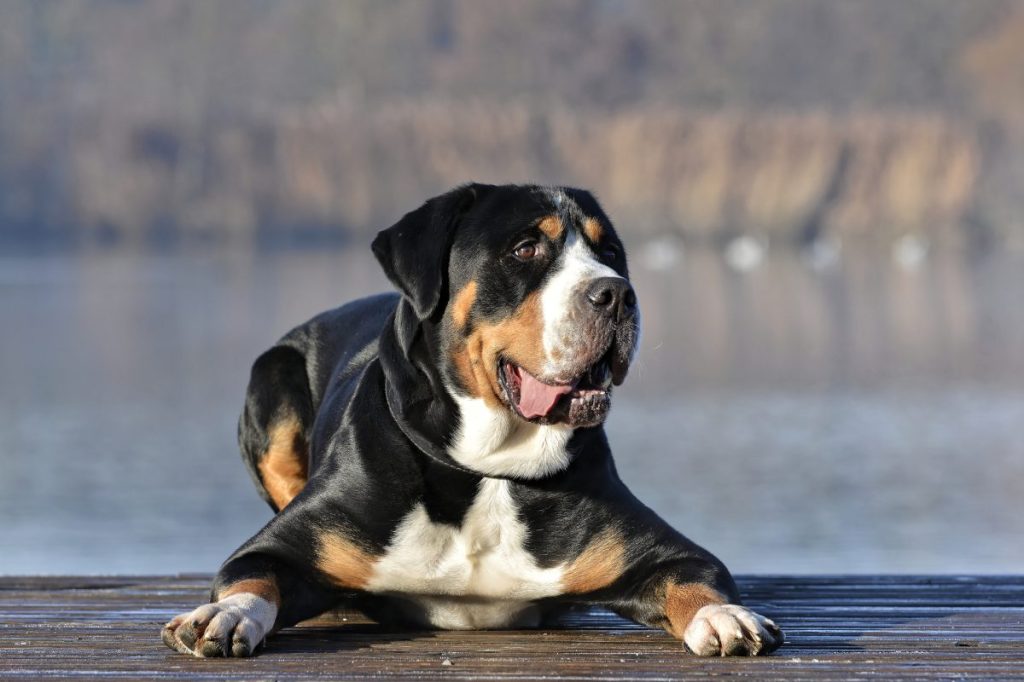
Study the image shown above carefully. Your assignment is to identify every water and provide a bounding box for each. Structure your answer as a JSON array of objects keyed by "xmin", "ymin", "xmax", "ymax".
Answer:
[{"xmin": 2, "ymin": 245, "xmax": 1023, "ymax": 574}]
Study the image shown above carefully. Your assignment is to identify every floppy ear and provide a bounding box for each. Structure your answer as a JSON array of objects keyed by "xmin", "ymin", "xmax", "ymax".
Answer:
[{"xmin": 372, "ymin": 184, "xmax": 487, "ymax": 320}]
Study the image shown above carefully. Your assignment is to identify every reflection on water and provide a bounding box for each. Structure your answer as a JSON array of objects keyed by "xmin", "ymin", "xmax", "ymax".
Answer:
[{"xmin": 1, "ymin": 245, "xmax": 1022, "ymax": 574}]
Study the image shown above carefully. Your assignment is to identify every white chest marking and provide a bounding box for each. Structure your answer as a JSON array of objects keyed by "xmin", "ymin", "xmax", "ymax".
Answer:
[
  {"xmin": 366, "ymin": 478, "xmax": 564, "ymax": 629},
  {"xmin": 448, "ymin": 394, "xmax": 574, "ymax": 478}
]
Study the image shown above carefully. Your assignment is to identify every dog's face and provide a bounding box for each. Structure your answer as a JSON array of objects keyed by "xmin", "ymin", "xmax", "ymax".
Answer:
[
  {"xmin": 374, "ymin": 184, "xmax": 639, "ymax": 432},
  {"xmin": 444, "ymin": 187, "xmax": 638, "ymax": 429}
]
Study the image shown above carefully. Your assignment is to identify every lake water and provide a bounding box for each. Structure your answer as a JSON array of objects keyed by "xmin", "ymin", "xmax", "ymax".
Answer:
[{"xmin": 2, "ymin": 243, "xmax": 1023, "ymax": 575}]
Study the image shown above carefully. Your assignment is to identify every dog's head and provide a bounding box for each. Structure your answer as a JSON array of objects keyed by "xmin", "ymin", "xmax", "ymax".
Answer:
[{"xmin": 373, "ymin": 183, "xmax": 639, "ymax": 436}]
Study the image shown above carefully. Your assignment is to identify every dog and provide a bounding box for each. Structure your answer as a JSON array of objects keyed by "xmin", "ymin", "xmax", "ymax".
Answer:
[{"xmin": 161, "ymin": 184, "xmax": 783, "ymax": 658}]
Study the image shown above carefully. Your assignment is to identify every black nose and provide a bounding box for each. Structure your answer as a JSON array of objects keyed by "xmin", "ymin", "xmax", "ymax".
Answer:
[{"xmin": 585, "ymin": 277, "xmax": 637, "ymax": 321}]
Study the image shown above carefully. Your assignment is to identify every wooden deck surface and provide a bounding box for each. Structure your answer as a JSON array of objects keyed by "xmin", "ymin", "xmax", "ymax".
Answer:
[{"xmin": 1, "ymin": 575, "xmax": 1022, "ymax": 680}]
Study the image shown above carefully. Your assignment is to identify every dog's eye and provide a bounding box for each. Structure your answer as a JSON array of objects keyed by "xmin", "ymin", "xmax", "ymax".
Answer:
[
  {"xmin": 513, "ymin": 240, "xmax": 539, "ymax": 261},
  {"xmin": 601, "ymin": 244, "xmax": 620, "ymax": 261}
]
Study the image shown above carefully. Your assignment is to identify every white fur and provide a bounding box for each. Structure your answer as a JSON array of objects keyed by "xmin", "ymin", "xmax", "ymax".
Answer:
[
  {"xmin": 448, "ymin": 393, "xmax": 574, "ymax": 478},
  {"xmin": 366, "ymin": 478, "xmax": 565, "ymax": 629},
  {"xmin": 167, "ymin": 592, "xmax": 278, "ymax": 657},
  {"xmin": 410, "ymin": 596, "xmax": 544, "ymax": 630},
  {"xmin": 683, "ymin": 604, "xmax": 781, "ymax": 657},
  {"xmin": 539, "ymin": 230, "xmax": 623, "ymax": 377},
  {"xmin": 215, "ymin": 593, "xmax": 278, "ymax": 637}
]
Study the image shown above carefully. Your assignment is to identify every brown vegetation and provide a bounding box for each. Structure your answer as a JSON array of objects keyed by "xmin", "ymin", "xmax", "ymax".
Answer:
[{"xmin": 0, "ymin": 0, "xmax": 1021, "ymax": 249}]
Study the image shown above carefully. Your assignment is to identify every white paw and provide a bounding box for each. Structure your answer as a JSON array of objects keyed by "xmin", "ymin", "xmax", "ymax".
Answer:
[
  {"xmin": 161, "ymin": 593, "xmax": 277, "ymax": 658},
  {"xmin": 683, "ymin": 604, "xmax": 783, "ymax": 656}
]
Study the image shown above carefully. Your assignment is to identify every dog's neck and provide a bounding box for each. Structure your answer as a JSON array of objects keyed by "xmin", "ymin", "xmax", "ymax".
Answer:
[
  {"xmin": 447, "ymin": 393, "xmax": 575, "ymax": 479},
  {"xmin": 380, "ymin": 299, "xmax": 578, "ymax": 480}
]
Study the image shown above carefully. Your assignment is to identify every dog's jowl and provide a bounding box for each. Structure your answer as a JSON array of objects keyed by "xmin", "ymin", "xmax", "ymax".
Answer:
[{"xmin": 161, "ymin": 184, "xmax": 783, "ymax": 658}]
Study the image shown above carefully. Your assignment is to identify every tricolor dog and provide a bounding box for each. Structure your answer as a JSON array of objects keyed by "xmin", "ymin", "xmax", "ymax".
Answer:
[{"xmin": 161, "ymin": 184, "xmax": 783, "ymax": 658}]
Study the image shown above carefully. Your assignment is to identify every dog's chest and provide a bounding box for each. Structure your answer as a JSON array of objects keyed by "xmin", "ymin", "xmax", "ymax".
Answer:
[{"xmin": 365, "ymin": 478, "xmax": 563, "ymax": 629}]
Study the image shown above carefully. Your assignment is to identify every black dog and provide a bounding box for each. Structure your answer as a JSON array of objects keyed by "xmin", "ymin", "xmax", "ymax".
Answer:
[{"xmin": 162, "ymin": 184, "xmax": 783, "ymax": 658}]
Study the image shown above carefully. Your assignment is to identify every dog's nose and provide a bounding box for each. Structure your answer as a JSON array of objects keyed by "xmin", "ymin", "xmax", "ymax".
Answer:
[{"xmin": 584, "ymin": 277, "xmax": 637, "ymax": 322}]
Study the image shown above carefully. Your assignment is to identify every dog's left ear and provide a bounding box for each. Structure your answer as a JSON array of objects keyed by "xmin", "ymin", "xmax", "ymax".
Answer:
[{"xmin": 372, "ymin": 184, "xmax": 488, "ymax": 320}]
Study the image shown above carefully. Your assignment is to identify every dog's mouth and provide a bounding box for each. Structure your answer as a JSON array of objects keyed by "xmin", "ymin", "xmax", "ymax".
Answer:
[{"xmin": 498, "ymin": 354, "xmax": 614, "ymax": 427}]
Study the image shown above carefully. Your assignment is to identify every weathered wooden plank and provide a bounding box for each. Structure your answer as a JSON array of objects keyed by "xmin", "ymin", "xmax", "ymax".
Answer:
[{"xmin": 0, "ymin": 576, "xmax": 1021, "ymax": 680}]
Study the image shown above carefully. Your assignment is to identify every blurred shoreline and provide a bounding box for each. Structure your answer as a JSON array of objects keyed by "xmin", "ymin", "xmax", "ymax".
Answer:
[
  {"xmin": 4, "ymin": 1, "xmax": 1024, "ymax": 252},
  {"xmin": 4, "ymin": 103, "xmax": 985, "ymax": 253}
]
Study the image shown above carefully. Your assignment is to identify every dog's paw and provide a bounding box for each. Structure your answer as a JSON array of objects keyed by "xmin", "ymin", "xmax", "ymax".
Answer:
[
  {"xmin": 683, "ymin": 604, "xmax": 783, "ymax": 656},
  {"xmin": 161, "ymin": 593, "xmax": 277, "ymax": 658}
]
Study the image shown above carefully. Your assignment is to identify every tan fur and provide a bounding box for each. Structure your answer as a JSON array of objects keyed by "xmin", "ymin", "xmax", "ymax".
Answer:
[
  {"xmin": 451, "ymin": 280, "xmax": 478, "ymax": 329},
  {"xmin": 452, "ymin": 291, "xmax": 547, "ymax": 406},
  {"xmin": 583, "ymin": 217, "xmax": 604, "ymax": 243},
  {"xmin": 316, "ymin": 532, "xmax": 378, "ymax": 590},
  {"xmin": 217, "ymin": 577, "xmax": 281, "ymax": 606},
  {"xmin": 663, "ymin": 582, "xmax": 727, "ymax": 639},
  {"xmin": 561, "ymin": 529, "xmax": 626, "ymax": 594},
  {"xmin": 450, "ymin": 343, "xmax": 478, "ymax": 401},
  {"xmin": 258, "ymin": 415, "xmax": 308, "ymax": 510},
  {"xmin": 538, "ymin": 215, "xmax": 564, "ymax": 240}
]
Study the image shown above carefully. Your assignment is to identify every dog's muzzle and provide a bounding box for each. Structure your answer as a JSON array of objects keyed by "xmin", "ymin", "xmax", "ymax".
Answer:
[{"xmin": 499, "ymin": 277, "xmax": 639, "ymax": 428}]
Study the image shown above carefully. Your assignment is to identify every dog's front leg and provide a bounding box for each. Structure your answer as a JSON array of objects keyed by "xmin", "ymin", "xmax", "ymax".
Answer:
[
  {"xmin": 161, "ymin": 566, "xmax": 283, "ymax": 658},
  {"xmin": 161, "ymin": 503, "xmax": 349, "ymax": 658},
  {"xmin": 607, "ymin": 555, "xmax": 784, "ymax": 656},
  {"xmin": 162, "ymin": 550, "xmax": 348, "ymax": 657}
]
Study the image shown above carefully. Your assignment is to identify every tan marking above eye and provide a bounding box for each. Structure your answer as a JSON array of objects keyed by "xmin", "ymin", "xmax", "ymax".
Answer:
[
  {"xmin": 451, "ymin": 279, "xmax": 478, "ymax": 329},
  {"xmin": 538, "ymin": 215, "xmax": 564, "ymax": 240},
  {"xmin": 258, "ymin": 415, "xmax": 308, "ymax": 511},
  {"xmin": 451, "ymin": 291, "xmax": 546, "ymax": 406},
  {"xmin": 583, "ymin": 217, "xmax": 604, "ymax": 244},
  {"xmin": 316, "ymin": 532, "xmax": 378, "ymax": 590},
  {"xmin": 216, "ymin": 577, "xmax": 281, "ymax": 606},
  {"xmin": 561, "ymin": 528, "xmax": 626, "ymax": 594},
  {"xmin": 663, "ymin": 582, "xmax": 728, "ymax": 639}
]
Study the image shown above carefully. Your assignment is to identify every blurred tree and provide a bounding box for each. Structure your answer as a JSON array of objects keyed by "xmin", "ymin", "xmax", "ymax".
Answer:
[{"xmin": 0, "ymin": 0, "xmax": 1019, "ymax": 249}]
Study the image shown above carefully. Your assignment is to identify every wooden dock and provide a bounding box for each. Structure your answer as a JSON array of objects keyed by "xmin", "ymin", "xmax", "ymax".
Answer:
[{"xmin": 1, "ymin": 575, "xmax": 1021, "ymax": 680}]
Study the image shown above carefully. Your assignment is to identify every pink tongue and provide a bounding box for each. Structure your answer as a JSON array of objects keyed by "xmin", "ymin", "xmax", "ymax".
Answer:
[{"xmin": 516, "ymin": 368, "xmax": 574, "ymax": 419}]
